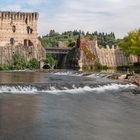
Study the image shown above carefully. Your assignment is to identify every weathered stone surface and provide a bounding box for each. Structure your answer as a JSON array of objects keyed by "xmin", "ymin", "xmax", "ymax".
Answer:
[
  {"xmin": 76, "ymin": 35, "xmax": 139, "ymax": 71},
  {"xmin": 76, "ymin": 35, "xmax": 98, "ymax": 70},
  {"xmin": 127, "ymin": 74, "xmax": 140, "ymax": 86},
  {"xmin": 96, "ymin": 46, "xmax": 138, "ymax": 67},
  {"xmin": 0, "ymin": 11, "xmax": 46, "ymax": 65},
  {"xmin": 0, "ymin": 11, "xmax": 38, "ymax": 47},
  {"xmin": 118, "ymin": 74, "xmax": 127, "ymax": 80}
]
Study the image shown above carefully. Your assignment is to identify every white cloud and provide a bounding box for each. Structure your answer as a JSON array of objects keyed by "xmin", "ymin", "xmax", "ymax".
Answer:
[
  {"xmin": 40, "ymin": 0, "xmax": 140, "ymax": 38},
  {"xmin": 1, "ymin": 0, "xmax": 140, "ymax": 38}
]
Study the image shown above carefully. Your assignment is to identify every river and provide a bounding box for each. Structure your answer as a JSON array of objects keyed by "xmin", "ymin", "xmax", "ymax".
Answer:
[{"xmin": 0, "ymin": 71, "xmax": 140, "ymax": 140}]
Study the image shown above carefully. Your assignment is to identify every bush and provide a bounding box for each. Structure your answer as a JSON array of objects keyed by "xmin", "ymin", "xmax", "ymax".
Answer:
[
  {"xmin": 94, "ymin": 62, "xmax": 108, "ymax": 71},
  {"xmin": 45, "ymin": 54, "xmax": 58, "ymax": 68},
  {"xmin": 0, "ymin": 53, "xmax": 40, "ymax": 70},
  {"xmin": 12, "ymin": 53, "xmax": 27, "ymax": 69},
  {"xmin": 28, "ymin": 58, "xmax": 39, "ymax": 69}
]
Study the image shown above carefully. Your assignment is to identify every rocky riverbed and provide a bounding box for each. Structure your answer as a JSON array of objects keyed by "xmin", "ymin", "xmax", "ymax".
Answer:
[{"xmin": 108, "ymin": 73, "xmax": 140, "ymax": 94}]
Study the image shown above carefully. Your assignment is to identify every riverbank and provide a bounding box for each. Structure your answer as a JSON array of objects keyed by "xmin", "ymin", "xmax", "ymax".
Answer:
[
  {"xmin": 108, "ymin": 73, "xmax": 140, "ymax": 85},
  {"xmin": 108, "ymin": 72, "xmax": 140, "ymax": 94}
]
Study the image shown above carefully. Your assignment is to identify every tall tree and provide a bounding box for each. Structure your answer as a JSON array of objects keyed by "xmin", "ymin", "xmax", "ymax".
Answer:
[{"xmin": 118, "ymin": 29, "xmax": 140, "ymax": 56}]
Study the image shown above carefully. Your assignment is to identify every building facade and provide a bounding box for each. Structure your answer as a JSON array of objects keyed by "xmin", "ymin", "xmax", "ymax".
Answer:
[
  {"xmin": 0, "ymin": 11, "xmax": 39, "ymax": 46},
  {"xmin": 0, "ymin": 11, "xmax": 46, "ymax": 65}
]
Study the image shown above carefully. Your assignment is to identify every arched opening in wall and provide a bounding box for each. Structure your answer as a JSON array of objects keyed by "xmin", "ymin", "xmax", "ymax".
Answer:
[
  {"xmin": 30, "ymin": 28, "xmax": 33, "ymax": 34},
  {"xmin": 27, "ymin": 26, "xmax": 30, "ymax": 34},
  {"xmin": 24, "ymin": 39, "xmax": 28, "ymax": 46},
  {"xmin": 29, "ymin": 40, "xmax": 33, "ymax": 46},
  {"xmin": 24, "ymin": 39, "xmax": 33, "ymax": 46},
  {"xmin": 12, "ymin": 25, "xmax": 16, "ymax": 32},
  {"xmin": 27, "ymin": 26, "xmax": 33, "ymax": 34},
  {"xmin": 43, "ymin": 64, "xmax": 51, "ymax": 69},
  {"xmin": 10, "ymin": 38, "xmax": 14, "ymax": 45}
]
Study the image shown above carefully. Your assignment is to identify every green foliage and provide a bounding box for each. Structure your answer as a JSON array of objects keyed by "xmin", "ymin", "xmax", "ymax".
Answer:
[
  {"xmin": 66, "ymin": 47, "xmax": 79, "ymax": 68},
  {"xmin": 0, "ymin": 53, "xmax": 40, "ymax": 70},
  {"xmin": 116, "ymin": 62, "xmax": 140, "ymax": 73},
  {"xmin": 93, "ymin": 62, "xmax": 108, "ymax": 71},
  {"xmin": 27, "ymin": 58, "xmax": 40, "ymax": 69},
  {"xmin": 44, "ymin": 54, "xmax": 58, "ymax": 68},
  {"xmin": 12, "ymin": 53, "xmax": 27, "ymax": 69},
  {"xmin": 118, "ymin": 29, "xmax": 140, "ymax": 56},
  {"xmin": 92, "ymin": 32, "xmax": 116, "ymax": 47},
  {"xmin": 39, "ymin": 30, "xmax": 116, "ymax": 49},
  {"xmin": 0, "ymin": 64, "xmax": 14, "ymax": 71}
]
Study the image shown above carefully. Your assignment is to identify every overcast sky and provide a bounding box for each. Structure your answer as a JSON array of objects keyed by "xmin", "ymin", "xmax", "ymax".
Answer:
[{"xmin": 0, "ymin": 0, "xmax": 140, "ymax": 38}]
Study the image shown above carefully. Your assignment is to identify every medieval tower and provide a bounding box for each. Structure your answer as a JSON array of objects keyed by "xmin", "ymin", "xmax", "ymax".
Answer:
[
  {"xmin": 0, "ymin": 11, "xmax": 38, "ymax": 46},
  {"xmin": 0, "ymin": 11, "xmax": 46, "ymax": 65}
]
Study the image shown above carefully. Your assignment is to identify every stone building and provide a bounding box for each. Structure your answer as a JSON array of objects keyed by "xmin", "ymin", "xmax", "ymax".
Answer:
[
  {"xmin": 76, "ymin": 35, "xmax": 139, "ymax": 70},
  {"xmin": 0, "ymin": 11, "xmax": 46, "ymax": 65},
  {"xmin": 76, "ymin": 35, "xmax": 98, "ymax": 70}
]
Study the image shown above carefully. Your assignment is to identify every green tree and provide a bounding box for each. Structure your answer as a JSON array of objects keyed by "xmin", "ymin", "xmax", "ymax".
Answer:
[
  {"xmin": 118, "ymin": 29, "xmax": 140, "ymax": 56},
  {"xmin": 44, "ymin": 54, "xmax": 58, "ymax": 68}
]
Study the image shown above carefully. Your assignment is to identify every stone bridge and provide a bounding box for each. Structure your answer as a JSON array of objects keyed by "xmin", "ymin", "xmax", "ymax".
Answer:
[
  {"xmin": 45, "ymin": 47, "xmax": 71, "ymax": 54},
  {"xmin": 45, "ymin": 47, "xmax": 72, "ymax": 68}
]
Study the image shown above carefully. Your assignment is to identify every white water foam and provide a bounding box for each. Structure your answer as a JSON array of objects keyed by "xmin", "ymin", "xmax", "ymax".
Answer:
[
  {"xmin": 0, "ymin": 84, "xmax": 137, "ymax": 95},
  {"xmin": 53, "ymin": 71, "xmax": 83, "ymax": 77},
  {"xmin": 85, "ymin": 73, "xmax": 111, "ymax": 78},
  {"xmin": 0, "ymin": 85, "xmax": 37, "ymax": 94},
  {"xmin": 43, "ymin": 83, "xmax": 137, "ymax": 95}
]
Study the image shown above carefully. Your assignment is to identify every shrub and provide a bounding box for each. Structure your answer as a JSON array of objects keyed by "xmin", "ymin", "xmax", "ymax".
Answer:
[{"xmin": 28, "ymin": 58, "xmax": 39, "ymax": 69}]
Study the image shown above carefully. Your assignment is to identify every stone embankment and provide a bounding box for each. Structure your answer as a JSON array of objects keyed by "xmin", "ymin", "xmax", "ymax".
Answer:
[{"xmin": 127, "ymin": 74, "xmax": 140, "ymax": 86}]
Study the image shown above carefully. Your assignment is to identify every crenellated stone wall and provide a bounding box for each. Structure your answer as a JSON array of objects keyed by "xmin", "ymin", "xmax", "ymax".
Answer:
[
  {"xmin": 0, "ymin": 11, "xmax": 46, "ymax": 66},
  {"xmin": 96, "ymin": 46, "xmax": 138, "ymax": 67},
  {"xmin": 0, "ymin": 11, "xmax": 39, "ymax": 46},
  {"xmin": 76, "ymin": 35, "xmax": 139, "ymax": 70}
]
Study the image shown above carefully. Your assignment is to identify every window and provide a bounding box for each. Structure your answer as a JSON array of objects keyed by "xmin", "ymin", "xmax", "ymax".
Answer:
[
  {"xmin": 12, "ymin": 25, "xmax": 16, "ymax": 32},
  {"xmin": 27, "ymin": 26, "xmax": 30, "ymax": 34},
  {"xmin": 27, "ymin": 26, "xmax": 33, "ymax": 34},
  {"xmin": 30, "ymin": 28, "xmax": 33, "ymax": 34},
  {"xmin": 29, "ymin": 40, "xmax": 33, "ymax": 46},
  {"xmin": 24, "ymin": 39, "xmax": 28, "ymax": 46},
  {"xmin": 24, "ymin": 39, "xmax": 33, "ymax": 46},
  {"xmin": 10, "ymin": 38, "xmax": 14, "ymax": 45}
]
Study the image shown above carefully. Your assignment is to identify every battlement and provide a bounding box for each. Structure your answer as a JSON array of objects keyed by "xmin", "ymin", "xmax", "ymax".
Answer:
[
  {"xmin": 0, "ymin": 11, "xmax": 39, "ymax": 47},
  {"xmin": 0, "ymin": 11, "xmax": 46, "ymax": 65},
  {"xmin": 0, "ymin": 11, "xmax": 38, "ymax": 21},
  {"xmin": 76, "ymin": 36, "xmax": 139, "ymax": 70}
]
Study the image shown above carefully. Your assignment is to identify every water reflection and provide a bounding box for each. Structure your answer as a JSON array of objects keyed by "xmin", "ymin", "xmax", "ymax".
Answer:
[
  {"xmin": 0, "ymin": 72, "xmax": 45, "ymax": 83},
  {"xmin": 0, "ymin": 95, "xmax": 38, "ymax": 140}
]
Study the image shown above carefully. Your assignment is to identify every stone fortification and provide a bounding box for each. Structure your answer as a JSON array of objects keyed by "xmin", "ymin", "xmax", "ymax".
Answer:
[
  {"xmin": 96, "ymin": 46, "xmax": 138, "ymax": 67},
  {"xmin": 0, "ymin": 41, "xmax": 45, "ymax": 65},
  {"xmin": 76, "ymin": 35, "xmax": 139, "ymax": 70},
  {"xmin": 0, "ymin": 11, "xmax": 46, "ymax": 65},
  {"xmin": 77, "ymin": 35, "xmax": 98, "ymax": 70}
]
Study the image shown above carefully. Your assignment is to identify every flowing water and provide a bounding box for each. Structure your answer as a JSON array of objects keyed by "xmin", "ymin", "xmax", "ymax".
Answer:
[{"xmin": 0, "ymin": 71, "xmax": 140, "ymax": 140}]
